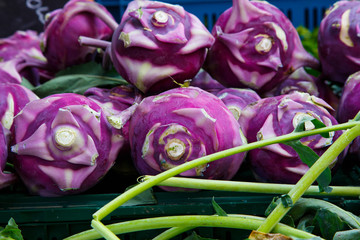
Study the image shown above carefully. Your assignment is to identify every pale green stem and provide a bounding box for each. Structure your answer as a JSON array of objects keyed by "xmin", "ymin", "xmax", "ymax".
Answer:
[
  {"xmin": 93, "ymin": 121, "xmax": 356, "ymax": 221},
  {"xmin": 90, "ymin": 122, "xmax": 358, "ymax": 239},
  {"xmin": 65, "ymin": 215, "xmax": 321, "ymax": 240},
  {"xmin": 143, "ymin": 176, "xmax": 360, "ymax": 197},
  {"xmin": 257, "ymin": 123, "xmax": 360, "ymax": 233}
]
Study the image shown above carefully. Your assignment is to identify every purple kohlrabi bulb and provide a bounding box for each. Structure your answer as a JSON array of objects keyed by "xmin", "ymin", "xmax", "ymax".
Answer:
[
  {"xmin": 203, "ymin": 0, "xmax": 319, "ymax": 94},
  {"xmin": 337, "ymin": 71, "xmax": 360, "ymax": 157},
  {"xmin": 41, "ymin": 0, "xmax": 116, "ymax": 72},
  {"xmin": 11, "ymin": 93, "xmax": 124, "ymax": 197},
  {"xmin": 0, "ymin": 30, "xmax": 48, "ymax": 86},
  {"xmin": 216, "ymin": 88, "xmax": 261, "ymax": 123},
  {"xmin": 129, "ymin": 87, "xmax": 247, "ymax": 190},
  {"xmin": 265, "ymin": 68, "xmax": 340, "ymax": 112},
  {"xmin": 318, "ymin": 1, "xmax": 360, "ymax": 83},
  {"xmin": 0, "ymin": 32, "xmax": 47, "ymax": 85},
  {"xmin": 110, "ymin": 0, "xmax": 215, "ymax": 94},
  {"xmin": 83, "ymin": 85, "xmax": 142, "ymax": 143},
  {"xmin": 239, "ymin": 91, "xmax": 345, "ymax": 184},
  {"xmin": 0, "ymin": 83, "xmax": 39, "ymax": 136},
  {"xmin": 190, "ymin": 69, "xmax": 226, "ymax": 95},
  {"xmin": 0, "ymin": 124, "xmax": 17, "ymax": 190}
]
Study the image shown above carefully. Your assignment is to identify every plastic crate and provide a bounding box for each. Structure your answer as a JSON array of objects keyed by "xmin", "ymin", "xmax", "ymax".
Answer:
[
  {"xmin": 95, "ymin": 0, "xmax": 336, "ymax": 30},
  {"xmin": 0, "ymin": 191, "xmax": 359, "ymax": 240}
]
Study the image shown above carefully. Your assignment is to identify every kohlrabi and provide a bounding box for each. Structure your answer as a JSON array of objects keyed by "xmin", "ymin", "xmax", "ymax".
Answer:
[
  {"xmin": 78, "ymin": 0, "xmax": 215, "ymax": 94},
  {"xmin": 84, "ymin": 85, "xmax": 142, "ymax": 145},
  {"xmin": 318, "ymin": 0, "xmax": 360, "ymax": 84},
  {"xmin": 216, "ymin": 88, "xmax": 261, "ymax": 123},
  {"xmin": 11, "ymin": 93, "xmax": 124, "ymax": 197},
  {"xmin": 41, "ymin": 0, "xmax": 115, "ymax": 73},
  {"xmin": 203, "ymin": 0, "xmax": 319, "ymax": 94},
  {"xmin": 239, "ymin": 91, "xmax": 345, "ymax": 183},
  {"xmin": 337, "ymin": 71, "xmax": 360, "ymax": 159},
  {"xmin": 0, "ymin": 30, "xmax": 48, "ymax": 85},
  {"xmin": 190, "ymin": 69, "xmax": 225, "ymax": 95},
  {"xmin": 0, "ymin": 124, "xmax": 16, "ymax": 190},
  {"xmin": 0, "ymin": 83, "xmax": 39, "ymax": 135},
  {"xmin": 128, "ymin": 86, "xmax": 247, "ymax": 190}
]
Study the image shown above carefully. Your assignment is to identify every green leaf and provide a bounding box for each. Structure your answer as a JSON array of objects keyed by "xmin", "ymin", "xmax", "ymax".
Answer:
[
  {"xmin": 20, "ymin": 77, "xmax": 35, "ymax": 90},
  {"xmin": 280, "ymin": 194, "xmax": 293, "ymax": 208},
  {"xmin": 265, "ymin": 197, "xmax": 281, "ymax": 216},
  {"xmin": 285, "ymin": 141, "xmax": 332, "ymax": 193},
  {"xmin": 123, "ymin": 186, "xmax": 157, "ymax": 206},
  {"xmin": 0, "ymin": 218, "xmax": 24, "ymax": 240},
  {"xmin": 353, "ymin": 111, "xmax": 360, "ymax": 121},
  {"xmin": 297, "ymin": 214, "xmax": 315, "ymax": 233},
  {"xmin": 287, "ymin": 198, "xmax": 360, "ymax": 229},
  {"xmin": 333, "ymin": 229, "xmax": 360, "ymax": 240},
  {"xmin": 211, "ymin": 197, "xmax": 228, "ymax": 217},
  {"xmin": 32, "ymin": 74, "xmax": 127, "ymax": 98},
  {"xmin": 312, "ymin": 208, "xmax": 347, "ymax": 240},
  {"xmin": 265, "ymin": 195, "xmax": 293, "ymax": 216},
  {"xmin": 293, "ymin": 116, "xmax": 329, "ymax": 138},
  {"xmin": 297, "ymin": 26, "xmax": 319, "ymax": 59},
  {"xmin": 183, "ymin": 231, "xmax": 218, "ymax": 240},
  {"xmin": 55, "ymin": 62, "xmax": 108, "ymax": 77}
]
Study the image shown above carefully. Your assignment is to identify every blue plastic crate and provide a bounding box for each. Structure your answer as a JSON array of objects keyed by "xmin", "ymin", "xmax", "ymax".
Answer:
[{"xmin": 96, "ymin": 0, "xmax": 336, "ymax": 30}]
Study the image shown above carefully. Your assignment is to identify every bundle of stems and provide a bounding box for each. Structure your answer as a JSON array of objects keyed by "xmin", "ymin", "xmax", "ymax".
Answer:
[{"xmin": 65, "ymin": 120, "xmax": 360, "ymax": 240}]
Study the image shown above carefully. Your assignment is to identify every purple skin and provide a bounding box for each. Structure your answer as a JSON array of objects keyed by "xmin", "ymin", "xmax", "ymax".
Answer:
[
  {"xmin": 203, "ymin": 0, "xmax": 319, "ymax": 94},
  {"xmin": 239, "ymin": 91, "xmax": 344, "ymax": 184},
  {"xmin": 0, "ymin": 30, "xmax": 48, "ymax": 85},
  {"xmin": 110, "ymin": 0, "xmax": 215, "ymax": 94},
  {"xmin": 0, "ymin": 83, "xmax": 39, "ymax": 137},
  {"xmin": 318, "ymin": 1, "xmax": 360, "ymax": 84},
  {"xmin": 11, "ymin": 93, "xmax": 124, "ymax": 197},
  {"xmin": 216, "ymin": 88, "xmax": 261, "ymax": 123},
  {"xmin": 128, "ymin": 86, "xmax": 247, "ymax": 191},
  {"xmin": 41, "ymin": 0, "xmax": 115, "ymax": 72},
  {"xmin": 83, "ymin": 85, "xmax": 142, "ymax": 143},
  {"xmin": 337, "ymin": 71, "xmax": 360, "ymax": 157},
  {"xmin": 190, "ymin": 69, "xmax": 226, "ymax": 95},
  {"xmin": 0, "ymin": 124, "xmax": 17, "ymax": 189},
  {"xmin": 264, "ymin": 68, "xmax": 340, "ymax": 112}
]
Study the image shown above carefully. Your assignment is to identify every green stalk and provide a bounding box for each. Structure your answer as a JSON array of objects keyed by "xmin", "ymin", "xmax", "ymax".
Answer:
[
  {"xmin": 65, "ymin": 214, "xmax": 321, "ymax": 240},
  {"xmin": 142, "ymin": 176, "xmax": 360, "ymax": 197},
  {"xmin": 257, "ymin": 122, "xmax": 360, "ymax": 233},
  {"xmin": 93, "ymin": 121, "xmax": 356, "ymax": 222},
  {"xmin": 90, "ymin": 122, "xmax": 357, "ymax": 239}
]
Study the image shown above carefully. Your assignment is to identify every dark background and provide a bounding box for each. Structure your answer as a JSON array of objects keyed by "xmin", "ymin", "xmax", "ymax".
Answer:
[{"xmin": 0, "ymin": 0, "xmax": 68, "ymax": 38}]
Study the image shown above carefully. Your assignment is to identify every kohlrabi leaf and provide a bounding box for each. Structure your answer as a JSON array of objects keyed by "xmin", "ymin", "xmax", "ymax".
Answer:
[
  {"xmin": 287, "ymin": 198, "xmax": 360, "ymax": 229},
  {"xmin": 265, "ymin": 195, "xmax": 293, "ymax": 216},
  {"xmin": 211, "ymin": 197, "xmax": 228, "ymax": 217},
  {"xmin": 285, "ymin": 141, "xmax": 332, "ymax": 193},
  {"xmin": 293, "ymin": 115, "xmax": 329, "ymax": 138},
  {"xmin": 297, "ymin": 26, "xmax": 319, "ymax": 60},
  {"xmin": 21, "ymin": 77, "xmax": 35, "ymax": 90},
  {"xmin": 0, "ymin": 218, "xmax": 24, "ymax": 240},
  {"xmin": 333, "ymin": 229, "xmax": 360, "ymax": 240},
  {"xmin": 32, "ymin": 74, "xmax": 127, "ymax": 98},
  {"xmin": 55, "ymin": 62, "xmax": 111, "ymax": 77},
  {"xmin": 312, "ymin": 208, "xmax": 347, "ymax": 240}
]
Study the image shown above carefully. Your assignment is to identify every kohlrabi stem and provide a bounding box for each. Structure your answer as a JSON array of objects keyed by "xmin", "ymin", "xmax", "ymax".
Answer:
[
  {"xmin": 78, "ymin": 36, "xmax": 111, "ymax": 49},
  {"xmin": 257, "ymin": 122, "xmax": 360, "ymax": 233},
  {"xmin": 77, "ymin": 1, "xmax": 118, "ymax": 31},
  {"xmin": 65, "ymin": 215, "xmax": 321, "ymax": 240},
  {"xmin": 89, "ymin": 121, "xmax": 358, "ymax": 239},
  {"xmin": 93, "ymin": 121, "xmax": 356, "ymax": 222},
  {"xmin": 142, "ymin": 176, "xmax": 360, "ymax": 197}
]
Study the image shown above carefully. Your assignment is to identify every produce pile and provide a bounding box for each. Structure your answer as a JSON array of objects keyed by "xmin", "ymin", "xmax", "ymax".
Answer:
[{"xmin": 0, "ymin": 0, "xmax": 360, "ymax": 239}]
